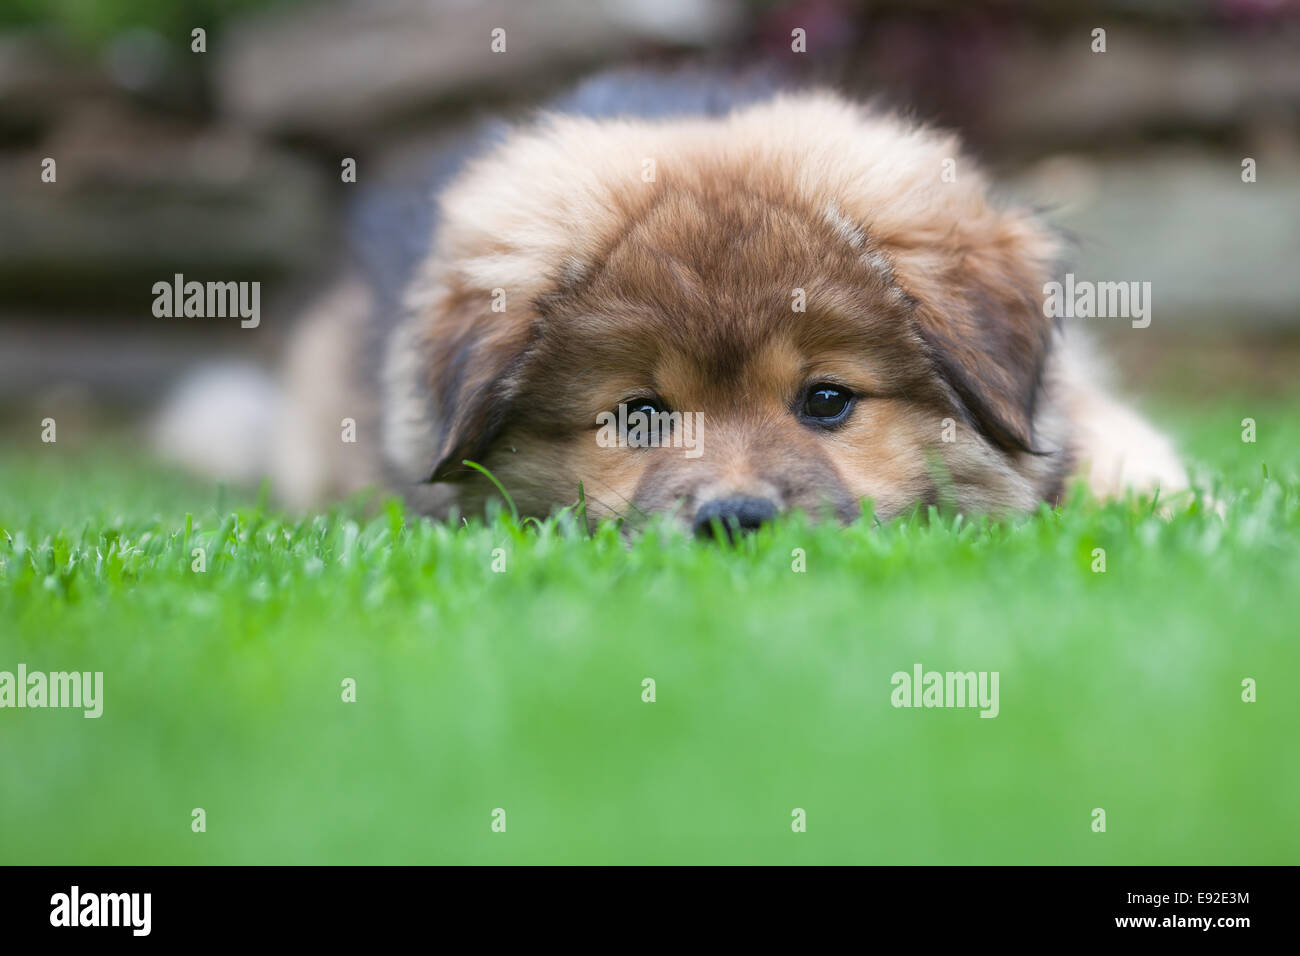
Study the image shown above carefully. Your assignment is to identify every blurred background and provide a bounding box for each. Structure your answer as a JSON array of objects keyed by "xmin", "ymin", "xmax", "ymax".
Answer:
[{"xmin": 1, "ymin": 0, "xmax": 1298, "ymax": 446}]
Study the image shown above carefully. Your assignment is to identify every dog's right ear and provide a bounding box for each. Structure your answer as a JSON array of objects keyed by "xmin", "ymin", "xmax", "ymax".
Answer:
[{"xmin": 420, "ymin": 288, "xmax": 538, "ymax": 483}]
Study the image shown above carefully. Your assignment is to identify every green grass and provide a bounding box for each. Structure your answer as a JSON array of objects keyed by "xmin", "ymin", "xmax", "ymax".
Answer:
[{"xmin": 2, "ymin": 396, "xmax": 1298, "ymax": 864}]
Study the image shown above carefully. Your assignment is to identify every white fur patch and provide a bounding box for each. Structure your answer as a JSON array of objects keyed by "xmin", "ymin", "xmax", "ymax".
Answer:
[
  {"xmin": 823, "ymin": 200, "xmax": 866, "ymax": 250},
  {"xmin": 381, "ymin": 310, "xmax": 439, "ymax": 482}
]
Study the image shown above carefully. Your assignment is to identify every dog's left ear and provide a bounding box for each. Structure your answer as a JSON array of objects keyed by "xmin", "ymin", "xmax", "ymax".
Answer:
[
  {"xmin": 892, "ymin": 216, "xmax": 1056, "ymax": 454},
  {"xmin": 422, "ymin": 291, "xmax": 538, "ymax": 483}
]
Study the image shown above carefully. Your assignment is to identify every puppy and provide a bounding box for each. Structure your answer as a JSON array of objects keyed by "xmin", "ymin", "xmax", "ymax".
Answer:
[{"xmin": 236, "ymin": 73, "xmax": 1188, "ymax": 532}]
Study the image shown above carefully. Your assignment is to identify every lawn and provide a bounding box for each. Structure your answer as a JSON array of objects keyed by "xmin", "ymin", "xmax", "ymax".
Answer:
[{"xmin": 1, "ymin": 395, "xmax": 1298, "ymax": 864}]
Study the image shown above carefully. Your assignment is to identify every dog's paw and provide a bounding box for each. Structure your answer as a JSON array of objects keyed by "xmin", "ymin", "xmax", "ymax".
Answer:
[
  {"xmin": 1069, "ymin": 390, "xmax": 1189, "ymax": 510},
  {"xmin": 151, "ymin": 361, "xmax": 280, "ymax": 485}
]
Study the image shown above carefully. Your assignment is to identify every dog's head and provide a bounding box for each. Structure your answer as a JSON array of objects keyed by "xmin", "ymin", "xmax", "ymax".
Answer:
[{"xmin": 390, "ymin": 92, "xmax": 1066, "ymax": 531}]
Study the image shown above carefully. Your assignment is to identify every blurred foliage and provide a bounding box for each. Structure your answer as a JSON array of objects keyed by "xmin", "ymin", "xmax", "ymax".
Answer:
[{"xmin": 0, "ymin": 0, "xmax": 305, "ymax": 49}]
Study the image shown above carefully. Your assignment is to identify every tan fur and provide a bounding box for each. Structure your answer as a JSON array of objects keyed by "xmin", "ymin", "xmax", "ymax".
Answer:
[{"xmin": 273, "ymin": 90, "xmax": 1186, "ymax": 525}]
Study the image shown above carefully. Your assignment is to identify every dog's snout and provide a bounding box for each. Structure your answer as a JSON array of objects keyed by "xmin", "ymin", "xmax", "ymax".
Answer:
[{"xmin": 693, "ymin": 496, "xmax": 778, "ymax": 539}]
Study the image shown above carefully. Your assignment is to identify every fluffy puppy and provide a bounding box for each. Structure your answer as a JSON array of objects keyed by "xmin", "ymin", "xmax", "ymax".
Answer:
[{"xmin": 268, "ymin": 76, "xmax": 1186, "ymax": 532}]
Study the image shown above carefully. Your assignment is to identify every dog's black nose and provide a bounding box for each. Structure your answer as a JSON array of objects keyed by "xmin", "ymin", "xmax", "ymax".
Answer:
[{"xmin": 693, "ymin": 496, "xmax": 778, "ymax": 539}]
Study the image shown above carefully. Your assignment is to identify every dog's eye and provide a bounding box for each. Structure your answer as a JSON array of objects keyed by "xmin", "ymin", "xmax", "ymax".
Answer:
[
  {"xmin": 624, "ymin": 398, "xmax": 666, "ymax": 418},
  {"xmin": 802, "ymin": 383, "xmax": 853, "ymax": 423}
]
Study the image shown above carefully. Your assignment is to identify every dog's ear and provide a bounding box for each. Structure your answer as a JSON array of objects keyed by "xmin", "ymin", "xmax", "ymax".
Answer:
[
  {"xmin": 423, "ymin": 290, "xmax": 538, "ymax": 483},
  {"xmin": 891, "ymin": 218, "xmax": 1056, "ymax": 454}
]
